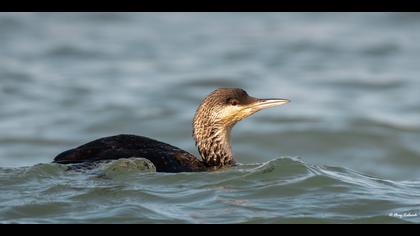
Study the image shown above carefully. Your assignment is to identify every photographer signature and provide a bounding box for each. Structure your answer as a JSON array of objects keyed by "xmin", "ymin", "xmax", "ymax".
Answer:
[{"xmin": 389, "ymin": 211, "xmax": 418, "ymax": 219}]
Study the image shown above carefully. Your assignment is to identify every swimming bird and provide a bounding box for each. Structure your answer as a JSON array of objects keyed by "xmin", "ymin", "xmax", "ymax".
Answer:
[{"xmin": 53, "ymin": 88, "xmax": 289, "ymax": 172}]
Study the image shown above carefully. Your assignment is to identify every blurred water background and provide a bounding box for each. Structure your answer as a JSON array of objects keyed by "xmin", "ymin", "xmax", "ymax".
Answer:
[{"xmin": 0, "ymin": 12, "xmax": 420, "ymax": 223}]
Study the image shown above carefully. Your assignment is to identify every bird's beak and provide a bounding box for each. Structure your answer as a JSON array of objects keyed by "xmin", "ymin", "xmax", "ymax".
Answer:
[
  {"xmin": 249, "ymin": 98, "xmax": 290, "ymax": 111},
  {"xmin": 225, "ymin": 97, "xmax": 290, "ymax": 124},
  {"xmin": 237, "ymin": 97, "xmax": 290, "ymax": 120}
]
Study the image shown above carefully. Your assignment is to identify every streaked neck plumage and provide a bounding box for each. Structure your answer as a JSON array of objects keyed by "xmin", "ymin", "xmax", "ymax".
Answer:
[{"xmin": 192, "ymin": 117, "xmax": 235, "ymax": 168}]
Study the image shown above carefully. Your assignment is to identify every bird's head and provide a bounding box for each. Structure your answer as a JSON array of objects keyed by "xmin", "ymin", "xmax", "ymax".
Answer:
[{"xmin": 192, "ymin": 88, "xmax": 289, "ymax": 167}]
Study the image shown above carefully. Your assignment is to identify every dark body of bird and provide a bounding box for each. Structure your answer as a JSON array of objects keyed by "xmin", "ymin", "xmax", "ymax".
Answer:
[{"xmin": 54, "ymin": 134, "xmax": 206, "ymax": 172}]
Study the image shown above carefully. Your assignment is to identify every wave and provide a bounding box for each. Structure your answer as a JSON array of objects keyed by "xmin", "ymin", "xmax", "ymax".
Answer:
[{"xmin": 1, "ymin": 157, "xmax": 420, "ymax": 223}]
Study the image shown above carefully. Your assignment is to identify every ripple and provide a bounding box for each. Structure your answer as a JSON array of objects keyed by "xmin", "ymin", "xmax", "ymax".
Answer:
[
  {"xmin": 98, "ymin": 158, "xmax": 157, "ymax": 178},
  {"xmin": 322, "ymin": 78, "xmax": 405, "ymax": 91},
  {"xmin": 361, "ymin": 43, "xmax": 400, "ymax": 57},
  {"xmin": 349, "ymin": 117, "xmax": 420, "ymax": 133},
  {"xmin": 243, "ymin": 215, "xmax": 411, "ymax": 224},
  {"xmin": 175, "ymin": 77, "xmax": 243, "ymax": 88},
  {"xmin": 44, "ymin": 45, "xmax": 110, "ymax": 59}
]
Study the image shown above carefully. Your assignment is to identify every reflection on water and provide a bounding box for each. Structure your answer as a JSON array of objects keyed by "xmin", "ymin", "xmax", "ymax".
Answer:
[{"xmin": 0, "ymin": 13, "xmax": 420, "ymax": 223}]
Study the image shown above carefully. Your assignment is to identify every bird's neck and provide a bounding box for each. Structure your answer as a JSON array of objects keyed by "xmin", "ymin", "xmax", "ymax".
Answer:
[{"xmin": 193, "ymin": 122, "xmax": 235, "ymax": 168}]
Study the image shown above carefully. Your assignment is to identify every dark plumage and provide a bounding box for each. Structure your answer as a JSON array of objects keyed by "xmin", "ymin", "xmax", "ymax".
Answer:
[
  {"xmin": 54, "ymin": 134, "xmax": 206, "ymax": 172},
  {"xmin": 53, "ymin": 88, "xmax": 289, "ymax": 172}
]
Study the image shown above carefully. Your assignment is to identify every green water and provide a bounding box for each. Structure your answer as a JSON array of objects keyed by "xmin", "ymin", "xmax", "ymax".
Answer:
[{"xmin": 1, "ymin": 13, "xmax": 420, "ymax": 223}]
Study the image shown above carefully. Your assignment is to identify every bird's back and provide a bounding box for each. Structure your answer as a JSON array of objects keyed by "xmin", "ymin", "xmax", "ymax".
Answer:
[{"xmin": 53, "ymin": 134, "xmax": 207, "ymax": 172}]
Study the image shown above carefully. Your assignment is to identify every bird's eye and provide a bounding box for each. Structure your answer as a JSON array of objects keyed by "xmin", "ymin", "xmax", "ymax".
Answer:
[{"xmin": 227, "ymin": 98, "xmax": 240, "ymax": 106}]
